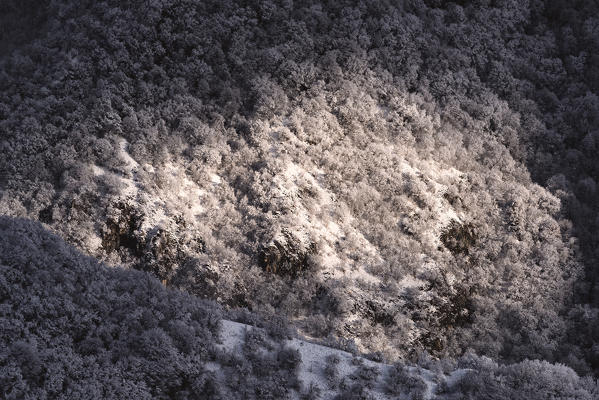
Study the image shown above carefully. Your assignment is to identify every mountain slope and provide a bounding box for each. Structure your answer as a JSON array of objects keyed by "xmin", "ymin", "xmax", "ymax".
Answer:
[
  {"xmin": 1, "ymin": 216, "xmax": 597, "ymax": 399},
  {"xmin": 1, "ymin": 0, "xmax": 598, "ymax": 376}
]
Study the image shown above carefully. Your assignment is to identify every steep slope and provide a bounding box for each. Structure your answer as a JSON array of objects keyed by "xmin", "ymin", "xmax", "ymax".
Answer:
[
  {"xmin": 1, "ymin": 0, "xmax": 598, "ymax": 375},
  {"xmin": 1, "ymin": 217, "xmax": 597, "ymax": 399}
]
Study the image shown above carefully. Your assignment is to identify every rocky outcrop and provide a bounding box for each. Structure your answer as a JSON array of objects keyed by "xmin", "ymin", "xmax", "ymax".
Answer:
[
  {"xmin": 259, "ymin": 228, "xmax": 316, "ymax": 277},
  {"xmin": 102, "ymin": 201, "xmax": 206, "ymax": 282},
  {"xmin": 101, "ymin": 201, "xmax": 144, "ymax": 256},
  {"xmin": 440, "ymin": 220, "xmax": 477, "ymax": 256}
]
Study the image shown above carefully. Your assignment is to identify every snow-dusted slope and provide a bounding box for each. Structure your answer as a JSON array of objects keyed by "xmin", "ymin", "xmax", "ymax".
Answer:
[
  {"xmin": 217, "ymin": 319, "xmax": 469, "ymax": 400},
  {"xmin": 2, "ymin": 216, "xmax": 597, "ymax": 399},
  {"xmin": 1, "ymin": 0, "xmax": 596, "ymax": 382}
]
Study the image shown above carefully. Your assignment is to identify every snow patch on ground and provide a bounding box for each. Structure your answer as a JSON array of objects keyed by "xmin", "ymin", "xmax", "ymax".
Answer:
[
  {"xmin": 218, "ymin": 319, "xmax": 247, "ymax": 352},
  {"xmin": 217, "ymin": 319, "xmax": 469, "ymax": 399}
]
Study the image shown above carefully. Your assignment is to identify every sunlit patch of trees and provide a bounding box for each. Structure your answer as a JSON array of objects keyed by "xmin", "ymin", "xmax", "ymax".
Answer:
[{"xmin": 1, "ymin": 0, "xmax": 599, "ymax": 389}]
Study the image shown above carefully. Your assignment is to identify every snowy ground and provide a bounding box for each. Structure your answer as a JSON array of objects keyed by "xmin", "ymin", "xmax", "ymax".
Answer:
[{"xmin": 216, "ymin": 319, "xmax": 468, "ymax": 399}]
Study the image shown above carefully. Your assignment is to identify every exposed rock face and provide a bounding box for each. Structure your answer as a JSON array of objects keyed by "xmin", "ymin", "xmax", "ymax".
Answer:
[
  {"xmin": 438, "ymin": 286, "xmax": 475, "ymax": 330},
  {"xmin": 503, "ymin": 199, "xmax": 525, "ymax": 240},
  {"xmin": 142, "ymin": 227, "xmax": 178, "ymax": 280},
  {"xmin": 171, "ymin": 259, "xmax": 219, "ymax": 299},
  {"xmin": 260, "ymin": 228, "xmax": 316, "ymax": 277},
  {"xmin": 101, "ymin": 201, "xmax": 144, "ymax": 256},
  {"xmin": 102, "ymin": 201, "xmax": 206, "ymax": 282},
  {"xmin": 356, "ymin": 300, "xmax": 395, "ymax": 327},
  {"xmin": 440, "ymin": 221, "xmax": 477, "ymax": 256}
]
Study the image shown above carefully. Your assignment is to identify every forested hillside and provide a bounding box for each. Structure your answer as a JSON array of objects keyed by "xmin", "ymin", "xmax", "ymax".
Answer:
[
  {"xmin": 1, "ymin": 0, "xmax": 599, "ymax": 396},
  {"xmin": 2, "ymin": 217, "xmax": 597, "ymax": 399}
]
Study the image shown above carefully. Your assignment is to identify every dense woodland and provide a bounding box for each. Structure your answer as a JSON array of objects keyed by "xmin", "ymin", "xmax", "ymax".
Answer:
[
  {"xmin": 3, "ymin": 216, "xmax": 598, "ymax": 399},
  {"xmin": 1, "ymin": 0, "xmax": 599, "ymax": 397}
]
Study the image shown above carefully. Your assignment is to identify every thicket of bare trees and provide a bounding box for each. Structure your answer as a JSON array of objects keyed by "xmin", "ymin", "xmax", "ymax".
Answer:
[{"xmin": 2, "ymin": 0, "xmax": 599, "ymax": 395}]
